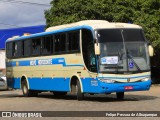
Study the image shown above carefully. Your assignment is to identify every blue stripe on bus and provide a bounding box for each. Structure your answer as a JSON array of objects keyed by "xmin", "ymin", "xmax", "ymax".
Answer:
[
  {"xmin": 29, "ymin": 77, "xmax": 70, "ymax": 91},
  {"xmin": 6, "ymin": 25, "xmax": 93, "ymax": 42},
  {"xmin": 7, "ymin": 77, "xmax": 71, "ymax": 91},
  {"xmin": 7, "ymin": 77, "xmax": 151, "ymax": 93},
  {"xmin": 6, "ymin": 58, "xmax": 84, "ymax": 67}
]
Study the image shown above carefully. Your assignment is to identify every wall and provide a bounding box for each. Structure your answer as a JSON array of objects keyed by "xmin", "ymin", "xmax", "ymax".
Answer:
[{"xmin": 0, "ymin": 50, "xmax": 5, "ymax": 75}]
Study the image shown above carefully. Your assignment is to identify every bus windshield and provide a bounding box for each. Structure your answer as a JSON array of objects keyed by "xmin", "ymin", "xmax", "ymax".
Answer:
[{"xmin": 96, "ymin": 29, "xmax": 150, "ymax": 74}]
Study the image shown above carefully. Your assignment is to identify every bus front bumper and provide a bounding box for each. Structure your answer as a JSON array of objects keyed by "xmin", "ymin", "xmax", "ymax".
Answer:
[{"xmin": 98, "ymin": 80, "xmax": 151, "ymax": 93}]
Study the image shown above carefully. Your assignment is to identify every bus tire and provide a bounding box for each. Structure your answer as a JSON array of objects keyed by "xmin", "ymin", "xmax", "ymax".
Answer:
[
  {"xmin": 116, "ymin": 92, "xmax": 124, "ymax": 100},
  {"xmin": 76, "ymin": 80, "xmax": 84, "ymax": 100},
  {"xmin": 21, "ymin": 80, "xmax": 38, "ymax": 97}
]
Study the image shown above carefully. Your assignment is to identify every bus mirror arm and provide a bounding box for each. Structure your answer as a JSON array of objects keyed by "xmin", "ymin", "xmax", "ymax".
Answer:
[
  {"xmin": 94, "ymin": 39, "xmax": 98, "ymax": 44},
  {"xmin": 146, "ymin": 39, "xmax": 151, "ymax": 45}
]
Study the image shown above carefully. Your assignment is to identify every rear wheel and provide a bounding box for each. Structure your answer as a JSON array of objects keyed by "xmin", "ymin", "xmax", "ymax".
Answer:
[
  {"xmin": 21, "ymin": 80, "xmax": 38, "ymax": 97},
  {"xmin": 116, "ymin": 92, "xmax": 124, "ymax": 100},
  {"xmin": 76, "ymin": 80, "xmax": 84, "ymax": 100}
]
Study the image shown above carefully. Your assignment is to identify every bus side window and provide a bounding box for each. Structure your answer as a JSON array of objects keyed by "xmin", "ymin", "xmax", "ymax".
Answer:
[
  {"xmin": 12, "ymin": 42, "xmax": 17, "ymax": 57},
  {"xmin": 54, "ymin": 33, "xmax": 66, "ymax": 53},
  {"xmin": 88, "ymin": 43, "xmax": 97, "ymax": 72},
  {"xmin": 55, "ymin": 34, "xmax": 60, "ymax": 53},
  {"xmin": 32, "ymin": 38, "xmax": 41, "ymax": 56},
  {"xmin": 82, "ymin": 29, "xmax": 97, "ymax": 72},
  {"xmin": 24, "ymin": 39, "xmax": 31, "ymax": 57},
  {"xmin": 52, "ymin": 35, "xmax": 55, "ymax": 54},
  {"xmin": 14, "ymin": 41, "xmax": 22, "ymax": 58},
  {"xmin": 42, "ymin": 36, "xmax": 53, "ymax": 55},
  {"xmin": 6, "ymin": 42, "xmax": 13, "ymax": 58},
  {"xmin": 68, "ymin": 31, "xmax": 80, "ymax": 52},
  {"xmin": 60, "ymin": 33, "xmax": 66, "ymax": 52}
]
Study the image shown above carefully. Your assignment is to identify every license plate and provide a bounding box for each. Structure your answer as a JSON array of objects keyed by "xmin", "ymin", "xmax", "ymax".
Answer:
[{"xmin": 124, "ymin": 86, "xmax": 133, "ymax": 90}]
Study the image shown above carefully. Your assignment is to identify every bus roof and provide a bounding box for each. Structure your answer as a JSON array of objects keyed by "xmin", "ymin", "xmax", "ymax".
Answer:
[
  {"xmin": 46, "ymin": 20, "xmax": 142, "ymax": 32},
  {"xmin": 6, "ymin": 20, "xmax": 142, "ymax": 42}
]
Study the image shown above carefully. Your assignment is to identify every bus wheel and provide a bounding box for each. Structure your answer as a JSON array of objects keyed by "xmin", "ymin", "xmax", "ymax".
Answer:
[
  {"xmin": 76, "ymin": 80, "xmax": 84, "ymax": 100},
  {"xmin": 116, "ymin": 92, "xmax": 124, "ymax": 100},
  {"xmin": 21, "ymin": 80, "xmax": 38, "ymax": 97}
]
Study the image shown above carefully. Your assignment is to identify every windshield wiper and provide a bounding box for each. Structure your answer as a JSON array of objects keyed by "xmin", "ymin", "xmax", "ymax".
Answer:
[
  {"xmin": 127, "ymin": 50, "xmax": 141, "ymax": 72},
  {"xmin": 120, "ymin": 29, "xmax": 141, "ymax": 72}
]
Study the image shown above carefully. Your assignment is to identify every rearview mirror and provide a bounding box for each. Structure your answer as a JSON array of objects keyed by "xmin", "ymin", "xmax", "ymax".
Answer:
[
  {"xmin": 148, "ymin": 45, "xmax": 154, "ymax": 57},
  {"xmin": 94, "ymin": 43, "xmax": 100, "ymax": 55}
]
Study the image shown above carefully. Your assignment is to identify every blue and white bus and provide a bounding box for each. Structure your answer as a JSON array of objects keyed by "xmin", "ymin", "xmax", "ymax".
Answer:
[{"xmin": 6, "ymin": 20, "xmax": 153, "ymax": 100}]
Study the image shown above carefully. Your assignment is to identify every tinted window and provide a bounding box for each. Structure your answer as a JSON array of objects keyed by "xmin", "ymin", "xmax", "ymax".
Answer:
[
  {"xmin": 14, "ymin": 41, "xmax": 22, "ymax": 57},
  {"xmin": 24, "ymin": 40, "xmax": 31, "ymax": 57},
  {"xmin": 12, "ymin": 42, "xmax": 22, "ymax": 57},
  {"xmin": 42, "ymin": 36, "xmax": 53, "ymax": 55},
  {"xmin": 82, "ymin": 29, "xmax": 96, "ymax": 72},
  {"xmin": 68, "ymin": 31, "xmax": 79, "ymax": 51},
  {"xmin": 97, "ymin": 29, "xmax": 145, "ymax": 43},
  {"xmin": 54, "ymin": 33, "xmax": 66, "ymax": 53},
  {"xmin": 60, "ymin": 33, "xmax": 66, "ymax": 52},
  {"xmin": 6, "ymin": 42, "xmax": 13, "ymax": 58},
  {"xmin": 6, "ymin": 30, "xmax": 81, "ymax": 59},
  {"xmin": 97, "ymin": 29, "xmax": 123, "ymax": 43},
  {"xmin": 55, "ymin": 34, "xmax": 60, "ymax": 52},
  {"xmin": 123, "ymin": 29, "xmax": 145, "ymax": 42},
  {"xmin": 32, "ymin": 38, "xmax": 41, "ymax": 56}
]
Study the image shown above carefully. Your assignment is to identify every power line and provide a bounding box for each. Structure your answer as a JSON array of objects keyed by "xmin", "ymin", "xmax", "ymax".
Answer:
[
  {"xmin": 0, "ymin": 0, "xmax": 51, "ymax": 7},
  {"xmin": 0, "ymin": 22, "xmax": 21, "ymax": 27},
  {"xmin": 0, "ymin": 0, "xmax": 50, "ymax": 29},
  {"xmin": 0, "ymin": 21, "xmax": 46, "ymax": 29}
]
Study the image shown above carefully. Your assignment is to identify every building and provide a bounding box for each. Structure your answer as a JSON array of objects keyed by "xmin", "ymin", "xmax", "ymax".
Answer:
[{"xmin": 0, "ymin": 25, "xmax": 45, "ymax": 75}]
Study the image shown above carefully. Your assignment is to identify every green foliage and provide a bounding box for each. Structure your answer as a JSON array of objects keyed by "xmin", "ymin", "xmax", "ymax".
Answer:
[
  {"xmin": 131, "ymin": 0, "xmax": 160, "ymax": 48},
  {"xmin": 45, "ymin": 0, "xmax": 160, "ymax": 48}
]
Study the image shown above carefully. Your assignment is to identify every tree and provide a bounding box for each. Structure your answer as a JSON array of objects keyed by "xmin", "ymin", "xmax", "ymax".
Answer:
[
  {"xmin": 45, "ymin": 0, "xmax": 113, "ymax": 27},
  {"xmin": 45, "ymin": 0, "xmax": 160, "ymax": 65},
  {"xmin": 130, "ymin": 0, "xmax": 160, "ymax": 66},
  {"xmin": 132, "ymin": 0, "xmax": 160, "ymax": 47},
  {"xmin": 45, "ymin": 0, "xmax": 134, "ymax": 26}
]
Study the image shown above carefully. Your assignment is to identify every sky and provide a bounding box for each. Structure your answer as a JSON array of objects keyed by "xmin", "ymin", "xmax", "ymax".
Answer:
[{"xmin": 0, "ymin": 0, "xmax": 52, "ymax": 29}]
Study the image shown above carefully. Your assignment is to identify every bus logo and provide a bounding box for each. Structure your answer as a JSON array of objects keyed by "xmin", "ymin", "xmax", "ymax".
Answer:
[{"xmin": 129, "ymin": 61, "xmax": 134, "ymax": 69}]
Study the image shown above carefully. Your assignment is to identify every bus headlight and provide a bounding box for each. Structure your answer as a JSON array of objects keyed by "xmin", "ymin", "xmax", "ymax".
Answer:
[
  {"xmin": 141, "ymin": 77, "xmax": 150, "ymax": 82},
  {"xmin": 100, "ymin": 79, "xmax": 115, "ymax": 83}
]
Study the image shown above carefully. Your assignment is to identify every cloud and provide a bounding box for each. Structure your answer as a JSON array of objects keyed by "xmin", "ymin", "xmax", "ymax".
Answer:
[{"xmin": 0, "ymin": 0, "xmax": 51, "ymax": 29}]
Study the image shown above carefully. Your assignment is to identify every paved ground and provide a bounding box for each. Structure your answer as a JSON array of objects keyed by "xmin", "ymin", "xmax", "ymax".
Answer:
[{"xmin": 0, "ymin": 85, "xmax": 160, "ymax": 120}]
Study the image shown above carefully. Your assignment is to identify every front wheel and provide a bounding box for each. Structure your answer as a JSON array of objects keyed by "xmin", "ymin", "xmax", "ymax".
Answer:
[
  {"xmin": 116, "ymin": 92, "xmax": 124, "ymax": 100},
  {"xmin": 76, "ymin": 80, "xmax": 84, "ymax": 100},
  {"xmin": 21, "ymin": 80, "xmax": 38, "ymax": 97}
]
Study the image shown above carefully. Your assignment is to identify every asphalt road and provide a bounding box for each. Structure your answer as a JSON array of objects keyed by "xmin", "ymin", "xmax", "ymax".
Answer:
[{"xmin": 0, "ymin": 85, "xmax": 160, "ymax": 120}]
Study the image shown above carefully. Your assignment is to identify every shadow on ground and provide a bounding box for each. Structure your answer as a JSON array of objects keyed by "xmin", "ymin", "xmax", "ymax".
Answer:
[{"xmin": 0, "ymin": 91, "xmax": 158, "ymax": 103}]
